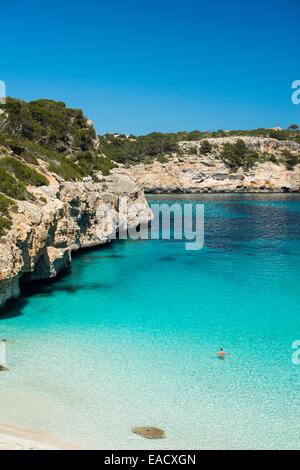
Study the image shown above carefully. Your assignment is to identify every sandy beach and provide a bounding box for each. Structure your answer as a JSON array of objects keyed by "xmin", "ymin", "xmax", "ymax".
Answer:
[{"xmin": 0, "ymin": 424, "xmax": 80, "ymax": 450}]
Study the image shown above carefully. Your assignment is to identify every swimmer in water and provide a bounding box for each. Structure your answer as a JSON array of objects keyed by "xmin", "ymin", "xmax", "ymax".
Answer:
[{"xmin": 214, "ymin": 348, "xmax": 231, "ymax": 360}]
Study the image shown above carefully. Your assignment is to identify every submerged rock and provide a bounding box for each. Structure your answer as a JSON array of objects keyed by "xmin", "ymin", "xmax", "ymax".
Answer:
[{"xmin": 132, "ymin": 427, "xmax": 165, "ymax": 439}]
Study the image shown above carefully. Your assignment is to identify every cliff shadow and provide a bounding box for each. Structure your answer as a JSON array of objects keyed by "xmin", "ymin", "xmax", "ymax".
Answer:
[
  {"xmin": 0, "ymin": 295, "xmax": 29, "ymax": 321},
  {"xmin": 19, "ymin": 266, "xmax": 74, "ymax": 298},
  {"xmin": 2, "ymin": 239, "xmax": 129, "ymax": 318}
]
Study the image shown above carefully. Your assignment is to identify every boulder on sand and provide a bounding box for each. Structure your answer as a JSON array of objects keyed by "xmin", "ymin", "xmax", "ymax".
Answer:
[{"xmin": 131, "ymin": 427, "xmax": 165, "ymax": 439}]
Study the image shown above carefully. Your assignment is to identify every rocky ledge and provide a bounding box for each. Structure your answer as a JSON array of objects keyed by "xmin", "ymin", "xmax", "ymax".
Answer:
[
  {"xmin": 132, "ymin": 137, "xmax": 300, "ymax": 193},
  {"xmin": 0, "ymin": 167, "xmax": 152, "ymax": 311}
]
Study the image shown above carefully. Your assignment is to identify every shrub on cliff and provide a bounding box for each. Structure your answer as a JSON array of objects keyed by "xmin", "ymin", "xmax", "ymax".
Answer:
[
  {"xmin": 200, "ymin": 140, "xmax": 212, "ymax": 154},
  {"xmin": 0, "ymin": 157, "xmax": 49, "ymax": 186},
  {"xmin": 74, "ymin": 151, "xmax": 117, "ymax": 176},
  {"xmin": 220, "ymin": 139, "xmax": 259, "ymax": 169},
  {"xmin": 0, "ymin": 217, "xmax": 12, "ymax": 237},
  {"xmin": 48, "ymin": 155, "xmax": 84, "ymax": 180},
  {"xmin": 94, "ymin": 157, "xmax": 117, "ymax": 176},
  {"xmin": 282, "ymin": 150, "xmax": 300, "ymax": 170},
  {"xmin": 0, "ymin": 194, "xmax": 15, "ymax": 216},
  {"xmin": 156, "ymin": 154, "xmax": 169, "ymax": 163},
  {"xmin": 0, "ymin": 136, "xmax": 39, "ymax": 164},
  {"xmin": 74, "ymin": 128, "xmax": 97, "ymax": 151},
  {"xmin": 0, "ymin": 194, "xmax": 16, "ymax": 237},
  {"xmin": 0, "ymin": 166, "xmax": 27, "ymax": 199}
]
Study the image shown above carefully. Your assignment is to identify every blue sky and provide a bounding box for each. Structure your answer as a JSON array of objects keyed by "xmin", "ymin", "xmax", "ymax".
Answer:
[{"xmin": 1, "ymin": 0, "xmax": 300, "ymax": 134}]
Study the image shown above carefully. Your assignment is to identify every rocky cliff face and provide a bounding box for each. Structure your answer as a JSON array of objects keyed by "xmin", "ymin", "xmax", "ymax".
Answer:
[
  {"xmin": 132, "ymin": 137, "xmax": 300, "ymax": 193},
  {"xmin": 0, "ymin": 166, "xmax": 152, "ymax": 311}
]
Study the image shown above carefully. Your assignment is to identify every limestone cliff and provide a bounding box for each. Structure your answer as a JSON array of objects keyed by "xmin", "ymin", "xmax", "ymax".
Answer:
[
  {"xmin": 132, "ymin": 137, "xmax": 300, "ymax": 193},
  {"xmin": 0, "ymin": 166, "xmax": 152, "ymax": 311}
]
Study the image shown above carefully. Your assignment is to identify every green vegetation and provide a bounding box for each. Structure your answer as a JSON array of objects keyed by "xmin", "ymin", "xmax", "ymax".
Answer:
[
  {"xmin": 188, "ymin": 147, "xmax": 198, "ymax": 155},
  {"xmin": 0, "ymin": 216, "xmax": 12, "ymax": 237},
  {"xmin": 263, "ymin": 152, "xmax": 278, "ymax": 164},
  {"xmin": 156, "ymin": 155, "xmax": 169, "ymax": 164},
  {"xmin": 0, "ymin": 194, "xmax": 15, "ymax": 237},
  {"xmin": 220, "ymin": 139, "xmax": 259, "ymax": 170},
  {"xmin": 282, "ymin": 150, "xmax": 300, "ymax": 170},
  {"xmin": 48, "ymin": 155, "xmax": 85, "ymax": 180},
  {"xmin": 0, "ymin": 98, "xmax": 118, "ymax": 184},
  {"xmin": 0, "ymin": 194, "xmax": 15, "ymax": 216},
  {"xmin": 0, "ymin": 157, "xmax": 49, "ymax": 186},
  {"xmin": 21, "ymin": 150, "xmax": 39, "ymax": 165},
  {"xmin": 98, "ymin": 132, "xmax": 178, "ymax": 164},
  {"xmin": 200, "ymin": 140, "xmax": 212, "ymax": 155},
  {"xmin": 0, "ymin": 98, "xmax": 96, "ymax": 152},
  {"xmin": 0, "ymin": 166, "xmax": 27, "ymax": 199},
  {"xmin": 73, "ymin": 151, "xmax": 118, "ymax": 176}
]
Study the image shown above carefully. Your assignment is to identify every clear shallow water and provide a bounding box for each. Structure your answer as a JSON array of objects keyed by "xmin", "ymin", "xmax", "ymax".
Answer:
[{"xmin": 0, "ymin": 194, "xmax": 300, "ymax": 449}]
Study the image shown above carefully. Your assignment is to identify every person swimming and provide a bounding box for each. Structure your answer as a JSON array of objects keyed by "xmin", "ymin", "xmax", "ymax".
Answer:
[{"xmin": 214, "ymin": 348, "xmax": 231, "ymax": 359}]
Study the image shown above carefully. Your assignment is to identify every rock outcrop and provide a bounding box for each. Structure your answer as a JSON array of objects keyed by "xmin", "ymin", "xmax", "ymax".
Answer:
[
  {"xmin": 0, "ymin": 166, "xmax": 152, "ymax": 311},
  {"xmin": 132, "ymin": 137, "xmax": 300, "ymax": 193}
]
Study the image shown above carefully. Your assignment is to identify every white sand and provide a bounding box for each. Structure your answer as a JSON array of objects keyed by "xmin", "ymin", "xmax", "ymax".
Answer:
[{"xmin": 0, "ymin": 424, "xmax": 81, "ymax": 450}]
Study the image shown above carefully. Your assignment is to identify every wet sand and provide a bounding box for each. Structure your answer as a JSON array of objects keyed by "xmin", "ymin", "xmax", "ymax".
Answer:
[{"xmin": 0, "ymin": 424, "xmax": 81, "ymax": 450}]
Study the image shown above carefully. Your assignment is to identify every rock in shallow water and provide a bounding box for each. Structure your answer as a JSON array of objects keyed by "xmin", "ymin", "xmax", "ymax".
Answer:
[{"xmin": 132, "ymin": 427, "xmax": 165, "ymax": 439}]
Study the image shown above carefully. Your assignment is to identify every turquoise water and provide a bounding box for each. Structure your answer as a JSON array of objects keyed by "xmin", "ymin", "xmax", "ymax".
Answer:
[{"xmin": 0, "ymin": 194, "xmax": 299, "ymax": 449}]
